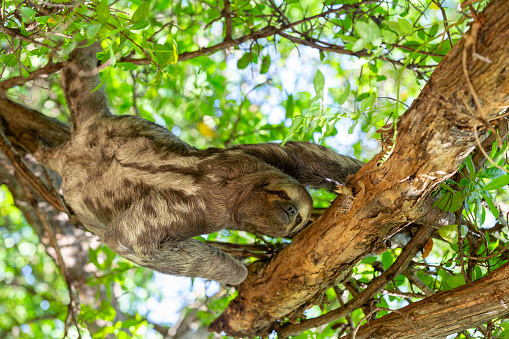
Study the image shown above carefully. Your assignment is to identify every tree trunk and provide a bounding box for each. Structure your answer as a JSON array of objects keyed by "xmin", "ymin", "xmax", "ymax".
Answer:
[{"xmin": 210, "ymin": 0, "xmax": 509, "ymax": 336}]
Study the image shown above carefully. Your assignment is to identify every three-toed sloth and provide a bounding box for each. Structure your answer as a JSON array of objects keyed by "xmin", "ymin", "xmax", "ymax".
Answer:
[{"xmin": 36, "ymin": 44, "xmax": 364, "ymax": 285}]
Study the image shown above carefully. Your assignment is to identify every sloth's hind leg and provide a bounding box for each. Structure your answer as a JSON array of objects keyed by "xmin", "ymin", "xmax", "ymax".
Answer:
[{"xmin": 34, "ymin": 143, "xmax": 68, "ymax": 175}]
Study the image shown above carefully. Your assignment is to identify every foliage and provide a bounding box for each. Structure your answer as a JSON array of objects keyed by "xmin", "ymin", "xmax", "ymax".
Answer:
[{"xmin": 1, "ymin": 0, "xmax": 509, "ymax": 338}]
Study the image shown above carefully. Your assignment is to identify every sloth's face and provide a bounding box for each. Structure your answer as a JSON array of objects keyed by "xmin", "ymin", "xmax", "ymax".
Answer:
[{"xmin": 237, "ymin": 172, "xmax": 313, "ymax": 238}]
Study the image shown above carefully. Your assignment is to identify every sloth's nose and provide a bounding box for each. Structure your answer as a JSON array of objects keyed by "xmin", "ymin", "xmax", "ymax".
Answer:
[{"xmin": 284, "ymin": 204, "xmax": 297, "ymax": 216}]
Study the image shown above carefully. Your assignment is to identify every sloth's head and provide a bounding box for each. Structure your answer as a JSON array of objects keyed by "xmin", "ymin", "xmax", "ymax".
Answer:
[{"xmin": 234, "ymin": 171, "xmax": 313, "ymax": 238}]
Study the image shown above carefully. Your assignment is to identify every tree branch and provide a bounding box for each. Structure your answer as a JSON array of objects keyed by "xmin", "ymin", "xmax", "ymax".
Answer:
[
  {"xmin": 347, "ymin": 261, "xmax": 509, "ymax": 339},
  {"xmin": 223, "ymin": 0, "xmax": 233, "ymax": 41},
  {"xmin": 0, "ymin": 26, "xmax": 59, "ymax": 51},
  {"xmin": 0, "ymin": 62, "xmax": 62, "ymax": 90},
  {"xmin": 277, "ymin": 226, "xmax": 434, "ymax": 338}
]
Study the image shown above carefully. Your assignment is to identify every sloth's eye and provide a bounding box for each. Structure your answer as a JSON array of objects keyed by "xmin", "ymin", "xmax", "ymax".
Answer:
[
  {"xmin": 278, "ymin": 191, "xmax": 290, "ymax": 200},
  {"xmin": 296, "ymin": 214, "xmax": 303, "ymax": 224}
]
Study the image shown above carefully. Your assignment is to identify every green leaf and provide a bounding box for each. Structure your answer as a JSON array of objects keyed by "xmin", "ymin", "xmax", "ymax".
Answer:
[
  {"xmin": 171, "ymin": 42, "xmax": 179, "ymax": 64},
  {"xmin": 86, "ymin": 24, "xmax": 102, "ymax": 39},
  {"xmin": 21, "ymin": 66, "xmax": 30, "ymax": 78},
  {"xmin": 482, "ymin": 167, "xmax": 506, "ymax": 180},
  {"xmin": 483, "ymin": 174, "xmax": 509, "ymax": 190},
  {"xmin": 2, "ymin": 54, "xmax": 18, "ymax": 67},
  {"xmin": 336, "ymin": 34, "xmax": 358, "ymax": 43},
  {"xmin": 445, "ymin": 275, "xmax": 465, "ymax": 289},
  {"xmin": 21, "ymin": 55, "xmax": 32, "ymax": 78},
  {"xmin": 458, "ymin": 178, "xmax": 470, "ymax": 187},
  {"xmin": 473, "ymin": 266, "xmax": 483, "ymax": 280},
  {"xmin": 132, "ymin": 2, "xmax": 150, "ymax": 23},
  {"xmin": 338, "ymin": 81, "xmax": 350, "ymax": 105},
  {"xmin": 286, "ymin": 115, "xmax": 303, "ymax": 140},
  {"xmin": 99, "ymin": 301, "xmax": 117, "ymax": 321},
  {"xmin": 360, "ymin": 92, "xmax": 376, "ymax": 111},
  {"xmin": 481, "ymin": 191, "xmax": 499, "ymax": 218},
  {"xmin": 91, "ymin": 66, "xmax": 111, "ymax": 92},
  {"xmin": 260, "ymin": 54, "xmax": 270, "ymax": 74},
  {"xmin": 130, "ymin": 20, "xmax": 150, "ymax": 30},
  {"xmin": 429, "ymin": 23, "xmax": 439, "ymax": 37},
  {"xmin": 117, "ymin": 331, "xmax": 130, "ymax": 339},
  {"xmin": 116, "ymin": 62, "xmax": 138, "ymax": 70},
  {"xmin": 107, "ymin": 43, "xmax": 116, "ymax": 67},
  {"xmin": 92, "ymin": 326, "xmax": 114, "ymax": 339},
  {"xmin": 361, "ymin": 256, "xmax": 377, "ymax": 264},
  {"xmin": 237, "ymin": 52, "xmax": 252, "ymax": 69},
  {"xmin": 150, "ymin": 43, "xmax": 177, "ymax": 65},
  {"xmin": 436, "ymin": 191, "xmax": 464, "ymax": 212},
  {"xmin": 386, "ymin": 18, "xmax": 414, "ymax": 36},
  {"xmin": 97, "ymin": 1, "xmax": 111, "ymax": 25},
  {"xmin": 313, "ymin": 69, "xmax": 325, "ymax": 99},
  {"xmin": 381, "ymin": 29, "xmax": 398, "ymax": 44},
  {"xmin": 20, "ymin": 7, "xmax": 37, "ymax": 22},
  {"xmin": 285, "ymin": 95, "xmax": 294, "ymax": 119},
  {"xmin": 465, "ymin": 155, "xmax": 475, "ymax": 179},
  {"xmin": 397, "ymin": 18, "xmax": 414, "ymax": 35},
  {"xmin": 353, "ymin": 19, "xmax": 381, "ymax": 52},
  {"xmin": 136, "ymin": 71, "xmax": 162, "ymax": 86},
  {"xmin": 35, "ymin": 16, "xmax": 50, "ymax": 24},
  {"xmin": 381, "ymin": 251, "xmax": 393, "ymax": 270},
  {"xmin": 438, "ymin": 224, "xmax": 458, "ymax": 243}
]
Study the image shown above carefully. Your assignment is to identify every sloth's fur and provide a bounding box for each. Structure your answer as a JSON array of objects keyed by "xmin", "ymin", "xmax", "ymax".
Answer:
[{"xmin": 36, "ymin": 44, "xmax": 364, "ymax": 285}]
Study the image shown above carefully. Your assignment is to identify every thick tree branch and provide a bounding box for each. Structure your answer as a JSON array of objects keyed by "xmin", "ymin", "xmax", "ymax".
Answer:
[
  {"xmin": 210, "ymin": 0, "xmax": 509, "ymax": 336},
  {"xmin": 347, "ymin": 262, "xmax": 509, "ymax": 338},
  {"xmin": 0, "ymin": 62, "xmax": 62, "ymax": 91},
  {"xmin": 277, "ymin": 226, "xmax": 434, "ymax": 338},
  {"xmin": 223, "ymin": 0, "xmax": 233, "ymax": 41}
]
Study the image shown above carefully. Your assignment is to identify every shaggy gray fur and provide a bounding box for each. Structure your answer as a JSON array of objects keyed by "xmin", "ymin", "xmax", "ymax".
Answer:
[{"xmin": 36, "ymin": 44, "xmax": 364, "ymax": 285}]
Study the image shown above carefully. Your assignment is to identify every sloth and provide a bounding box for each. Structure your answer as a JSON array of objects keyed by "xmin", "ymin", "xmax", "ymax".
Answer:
[{"xmin": 36, "ymin": 44, "xmax": 364, "ymax": 285}]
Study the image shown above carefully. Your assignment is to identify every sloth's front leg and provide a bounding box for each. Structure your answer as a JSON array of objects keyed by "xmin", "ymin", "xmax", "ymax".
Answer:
[{"xmin": 103, "ymin": 200, "xmax": 248, "ymax": 285}]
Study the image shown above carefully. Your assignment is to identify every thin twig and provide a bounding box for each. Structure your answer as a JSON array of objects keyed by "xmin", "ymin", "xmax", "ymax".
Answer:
[
  {"xmin": 0, "ymin": 26, "xmax": 59, "ymax": 51},
  {"xmin": 18, "ymin": 182, "xmax": 82, "ymax": 339},
  {"xmin": 0, "ymin": 123, "xmax": 62, "ymax": 211},
  {"xmin": 36, "ymin": 0, "xmax": 85, "ymax": 7},
  {"xmin": 224, "ymin": 79, "xmax": 272, "ymax": 147},
  {"xmin": 431, "ymin": 0, "xmax": 453, "ymax": 48},
  {"xmin": 130, "ymin": 71, "xmax": 140, "ymax": 117},
  {"xmin": 389, "ymin": 43, "xmax": 445, "ymax": 57}
]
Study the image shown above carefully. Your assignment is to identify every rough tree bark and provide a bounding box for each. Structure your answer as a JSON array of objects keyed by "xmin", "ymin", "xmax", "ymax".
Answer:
[
  {"xmin": 347, "ymin": 262, "xmax": 509, "ymax": 338},
  {"xmin": 209, "ymin": 0, "xmax": 509, "ymax": 336}
]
